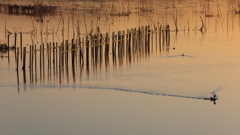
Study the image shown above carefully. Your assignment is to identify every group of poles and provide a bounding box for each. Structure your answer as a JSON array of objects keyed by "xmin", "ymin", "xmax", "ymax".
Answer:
[{"xmin": 15, "ymin": 24, "xmax": 171, "ymax": 84}]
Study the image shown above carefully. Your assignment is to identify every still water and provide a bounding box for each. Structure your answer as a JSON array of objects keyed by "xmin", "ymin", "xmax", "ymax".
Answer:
[{"xmin": 1, "ymin": 0, "xmax": 240, "ymax": 135}]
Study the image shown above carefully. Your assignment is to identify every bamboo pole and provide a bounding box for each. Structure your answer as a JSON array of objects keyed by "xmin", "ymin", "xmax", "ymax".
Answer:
[
  {"xmin": 35, "ymin": 44, "xmax": 37, "ymax": 83},
  {"xmin": 42, "ymin": 43, "xmax": 45, "ymax": 76},
  {"xmin": 16, "ymin": 47, "xmax": 19, "ymax": 71},
  {"xmin": 86, "ymin": 36, "xmax": 89, "ymax": 68},
  {"xmin": 40, "ymin": 45, "xmax": 42, "ymax": 81},
  {"xmin": 112, "ymin": 31, "xmax": 115, "ymax": 64},
  {"xmin": 16, "ymin": 47, "xmax": 19, "ymax": 84},
  {"xmin": 65, "ymin": 40, "xmax": 68, "ymax": 69},
  {"xmin": 20, "ymin": 31, "xmax": 22, "ymax": 59}
]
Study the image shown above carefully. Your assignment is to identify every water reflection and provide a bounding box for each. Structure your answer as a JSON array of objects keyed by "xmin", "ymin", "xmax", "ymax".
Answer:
[{"xmin": 3, "ymin": 0, "xmax": 239, "ymax": 105}]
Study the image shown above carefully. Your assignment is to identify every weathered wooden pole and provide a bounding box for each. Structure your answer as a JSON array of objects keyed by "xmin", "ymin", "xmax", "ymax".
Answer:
[
  {"xmin": 42, "ymin": 43, "xmax": 45, "ymax": 75},
  {"xmin": 112, "ymin": 31, "xmax": 116, "ymax": 64},
  {"xmin": 122, "ymin": 30, "xmax": 125, "ymax": 59},
  {"xmin": 117, "ymin": 31, "xmax": 122, "ymax": 62},
  {"xmin": 99, "ymin": 34, "xmax": 103, "ymax": 64},
  {"xmin": 40, "ymin": 45, "xmax": 42, "ymax": 81},
  {"xmin": 53, "ymin": 42, "xmax": 55, "ymax": 77},
  {"xmin": 31, "ymin": 45, "xmax": 34, "ymax": 82},
  {"xmin": 49, "ymin": 42, "xmax": 52, "ymax": 72},
  {"xmin": 65, "ymin": 40, "xmax": 68, "ymax": 69},
  {"xmin": 14, "ymin": 33, "xmax": 17, "ymax": 48},
  {"xmin": 79, "ymin": 37, "xmax": 83, "ymax": 66},
  {"xmin": 29, "ymin": 45, "xmax": 32, "ymax": 82},
  {"xmin": 55, "ymin": 42, "xmax": 58, "ymax": 77},
  {"xmin": 105, "ymin": 33, "xmax": 109, "ymax": 66},
  {"xmin": 16, "ymin": 47, "xmax": 19, "ymax": 71},
  {"xmin": 20, "ymin": 31, "xmax": 22, "ymax": 59},
  {"xmin": 95, "ymin": 35, "xmax": 99, "ymax": 64},
  {"xmin": 80, "ymin": 37, "xmax": 86, "ymax": 65},
  {"xmin": 159, "ymin": 25, "xmax": 162, "ymax": 50},
  {"xmin": 86, "ymin": 36, "xmax": 89, "ymax": 68},
  {"xmin": 71, "ymin": 38, "xmax": 75, "ymax": 67},
  {"xmin": 16, "ymin": 47, "xmax": 19, "ymax": 84},
  {"xmin": 7, "ymin": 34, "xmax": 10, "ymax": 62},
  {"xmin": 59, "ymin": 43, "xmax": 61, "ymax": 83},
  {"xmin": 141, "ymin": 26, "xmax": 144, "ymax": 55},
  {"xmin": 34, "ymin": 44, "xmax": 37, "ymax": 83},
  {"xmin": 22, "ymin": 47, "xmax": 26, "ymax": 70},
  {"xmin": 128, "ymin": 29, "xmax": 132, "ymax": 62}
]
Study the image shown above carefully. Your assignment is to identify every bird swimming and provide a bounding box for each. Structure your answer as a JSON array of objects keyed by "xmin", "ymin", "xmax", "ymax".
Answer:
[
  {"xmin": 210, "ymin": 95, "xmax": 217, "ymax": 105},
  {"xmin": 210, "ymin": 95, "xmax": 217, "ymax": 101}
]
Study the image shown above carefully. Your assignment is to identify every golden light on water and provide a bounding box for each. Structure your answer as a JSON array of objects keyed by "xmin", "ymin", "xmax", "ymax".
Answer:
[{"xmin": 1, "ymin": 0, "xmax": 240, "ymax": 134}]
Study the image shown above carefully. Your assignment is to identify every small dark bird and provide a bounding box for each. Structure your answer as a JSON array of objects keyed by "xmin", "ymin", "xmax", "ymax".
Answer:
[{"xmin": 210, "ymin": 95, "xmax": 216, "ymax": 101}]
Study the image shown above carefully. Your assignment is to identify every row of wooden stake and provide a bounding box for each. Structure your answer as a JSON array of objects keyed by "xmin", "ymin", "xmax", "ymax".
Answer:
[{"xmin": 16, "ymin": 25, "xmax": 171, "ymax": 83}]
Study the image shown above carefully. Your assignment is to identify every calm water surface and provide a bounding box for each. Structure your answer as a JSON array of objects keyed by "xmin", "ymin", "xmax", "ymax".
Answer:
[{"xmin": 1, "ymin": 0, "xmax": 240, "ymax": 135}]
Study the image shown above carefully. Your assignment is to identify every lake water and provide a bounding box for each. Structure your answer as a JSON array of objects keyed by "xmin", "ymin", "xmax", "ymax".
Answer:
[{"xmin": 1, "ymin": 0, "xmax": 240, "ymax": 135}]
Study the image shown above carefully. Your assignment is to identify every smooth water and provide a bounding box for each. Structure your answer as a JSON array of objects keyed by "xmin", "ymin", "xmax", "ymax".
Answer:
[{"xmin": 1, "ymin": 0, "xmax": 240, "ymax": 135}]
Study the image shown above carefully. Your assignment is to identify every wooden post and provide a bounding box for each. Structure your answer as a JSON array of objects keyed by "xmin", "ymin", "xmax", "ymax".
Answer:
[
  {"xmin": 148, "ymin": 25, "xmax": 151, "ymax": 54},
  {"xmin": 105, "ymin": 33, "xmax": 109, "ymax": 66},
  {"xmin": 59, "ymin": 43, "xmax": 61, "ymax": 83},
  {"xmin": 100, "ymin": 34, "xmax": 103, "ymax": 64},
  {"xmin": 29, "ymin": 45, "xmax": 32, "ymax": 82},
  {"xmin": 14, "ymin": 33, "xmax": 17, "ymax": 48},
  {"xmin": 71, "ymin": 38, "xmax": 75, "ymax": 67},
  {"xmin": 53, "ymin": 42, "xmax": 55, "ymax": 75},
  {"xmin": 35, "ymin": 44, "xmax": 37, "ymax": 83},
  {"xmin": 141, "ymin": 26, "xmax": 144, "ymax": 54},
  {"xmin": 55, "ymin": 42, "xmax": 58, "ymax": 77},
  {"xmin": 42, "ymin": 43, "xmax": 45, "ymax": 75},
  {"xmin": 75, "ymin": 39, "xmax": 78, "ymax": 67},
  {"xmin": 86, "ymin": 36, "xmax": 89, "ymax": 68},
  {"xmin": 20, "ymin": 31, "xmax": 22, "ymax": 59},
  {"xmin": 132, "ymin": 29, "xmax": 135, "ymax": 56},
  {"xmin": 79, "ymin": 37, "xmax": 82, "ymax": 66},
  {"xmin": 95, "ymin": 35, "xmax": 99, "ymax": 64},
  {"xmin": 29, "ymin": 45, "xmax": 31, "ymax": 69},
  {"xmin": 166, "ymin": 25, "xmax": 170, "ymax": 47},
  {"xmin": 159, "ymin": 25, "xmax": 162, "ymax": 50},
  {"xmin": 162, "ymin": 25, "xmax": 165, "ymax": 47},
  {"xmin": 117, "ymin": 31, "xmax": 121, "ymax": 62},
  {"xmin": 112, "ymin": 31, "xmax": 115, "ymax": 64},
  {"xmin": 81, "ymin": 37, "xmax": 85, "ymax": 66},
  {"xmin": 31, "ymin": 45, "xmax": 34, "ymax": 82},
  {"xmin": 137, "ymin": 27, "xmax": 141, "ymax": 57},
  {"xmin": 7, "ymin": 34, "xmax": 10, "ymax": 61},
  {"xmin": 16, "ymin": 47, "xmax": 19, "ymax": 84},
  {"xmin": 122, "ymin": 30, "xmax": 125, "ymax": 59},
  {"xmin": 47, "ymin": 43, "xmax": 49, "ymax": 73},
  {"xmin": 128, "ymin": 29, "xmax": 132, "ymax": 62},
  {"xmin": 40, "ymin": 45, "xmax": 42, "ymax": 81},
  {"xmin": 65, "ymin": 40, "xmax": 68, "ymax": 69},
  {"xmin": 126, "ymin": 29, "xmax": 129, "ymax": 59},
  {"xmin": 61, "ymin": 41, "xmax": 64, "ymax": 70},
  {"xmin": 155, "ymin": 27, "xmax": 157, "ymax": 51},
  {"xmin": 49, "ymin": 42, "xmax": 52, "ymax": 72},
  {"xmin": 22, "ymin": 47, "xmax": 26, "ymax": 70},
  {"xmin": 16, "ymin": 47, "xmax": 19, "ymax": 71}
]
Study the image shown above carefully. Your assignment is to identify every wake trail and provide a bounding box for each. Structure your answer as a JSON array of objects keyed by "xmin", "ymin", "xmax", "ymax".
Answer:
[
  {"xmin": 103, "ymin": 86, "xmax": 222, "ymax": 101},
  {"xmin": 9, "ymin": 83, "xmax": 223, "ymax": 101}
]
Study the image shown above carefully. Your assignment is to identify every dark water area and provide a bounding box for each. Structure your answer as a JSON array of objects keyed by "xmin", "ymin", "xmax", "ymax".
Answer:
[{"xmin": 1, "ymin": 0, "xmax": 240, "ymax": 135}]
